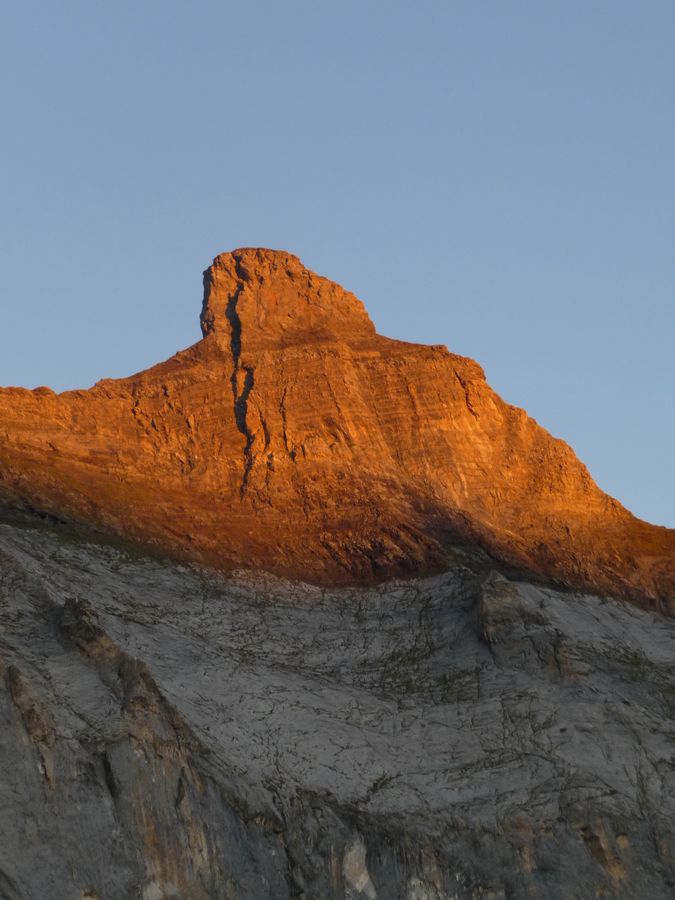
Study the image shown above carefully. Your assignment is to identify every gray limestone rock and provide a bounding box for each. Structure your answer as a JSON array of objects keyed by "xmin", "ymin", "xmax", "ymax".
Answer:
[{"xmin": 0, "ymin": 508, "xmax": 673, "ymax": 899}]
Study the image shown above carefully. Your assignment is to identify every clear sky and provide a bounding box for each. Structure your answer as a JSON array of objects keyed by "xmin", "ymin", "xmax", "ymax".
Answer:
[{"xmin": 1, "ymin": 2, "xmax": 673, "ymax": 526}]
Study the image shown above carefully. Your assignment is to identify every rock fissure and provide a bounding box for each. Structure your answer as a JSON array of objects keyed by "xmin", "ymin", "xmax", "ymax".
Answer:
[
  {"xmin": 278, "ymin": 385, "xmax": 295, "ymax": 461},
  {"xmin": 453, "ymin": 369, "xmax": 478, "ymax": 420},
  {"xmin": 224, "ymin": 284, "xmax": 257, "ymax": 495}
]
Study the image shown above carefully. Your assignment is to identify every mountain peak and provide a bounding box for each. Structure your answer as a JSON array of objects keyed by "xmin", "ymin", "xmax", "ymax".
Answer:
[
  {"xmin": 0, "ymin": 251, "xmax": 673, "ymax": 610},
  {"xmin": 200, "ymin": 248, "xmax": 376, "ymax": 350}
]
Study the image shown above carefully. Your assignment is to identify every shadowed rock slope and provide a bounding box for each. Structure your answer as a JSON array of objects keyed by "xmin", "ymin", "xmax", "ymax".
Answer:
[
  {"xmin": 0, "ymin": 248, "xmax": 673, "ymax": 609},
  {"xmin": 0, "ymin": 507, "xmax": 674, "ymax": 899}
]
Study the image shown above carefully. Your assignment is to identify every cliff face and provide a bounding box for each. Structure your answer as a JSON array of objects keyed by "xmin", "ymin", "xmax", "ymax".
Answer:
[
  {"xmin": 1, "ymin": 509, "xmax": 674, "ymax": 900},
  {"xmin": 1, "ymin": 251, "xmax": 675, "ymax": 900},
  {"xmin": 0, "ymin": 248, "xmax": 673, "ymax": 609}
]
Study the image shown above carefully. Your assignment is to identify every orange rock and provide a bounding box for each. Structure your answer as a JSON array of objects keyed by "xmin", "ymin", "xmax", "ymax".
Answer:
[{"xmin": 0, "ymin": 248, "xmax": 673, "ymax": 611}]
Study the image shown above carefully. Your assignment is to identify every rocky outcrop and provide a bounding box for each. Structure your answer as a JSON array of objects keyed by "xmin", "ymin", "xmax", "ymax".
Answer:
[
  {"xmin": 0, "ymin": 248, "xmax": 673, "ymax": 609},
  {"xmin": 1, "ymin": 507, "xmax": 674, "ymax": 899}
]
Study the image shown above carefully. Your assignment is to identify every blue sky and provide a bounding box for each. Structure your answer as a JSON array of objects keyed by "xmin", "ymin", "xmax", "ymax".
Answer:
[{"xmin": 1, "ymin": 1, "xmax": 673, "ymax": 526}]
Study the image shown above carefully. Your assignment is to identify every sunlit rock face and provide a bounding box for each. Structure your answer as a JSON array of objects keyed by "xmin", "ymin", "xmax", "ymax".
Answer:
[
  {"xmin": 1, "ymin": 251, "xmax": 674, "ymax": 898},
  {"xmin": 0, "ymin": 247, "xmax": 673, "ymax": 607},
  {"xmin": 0, "ymin": 510, "xmax": 674, "ymax": 899}
]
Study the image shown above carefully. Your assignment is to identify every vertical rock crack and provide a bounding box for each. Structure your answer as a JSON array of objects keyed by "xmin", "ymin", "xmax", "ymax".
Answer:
[{"xmin": 225, "ymin": 285, "xmax": 256, "ymax": 495}]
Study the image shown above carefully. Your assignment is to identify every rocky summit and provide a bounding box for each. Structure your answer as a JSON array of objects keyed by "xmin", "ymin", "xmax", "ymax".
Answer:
[
  {"xmin": 0, "ymin": 248, "xmax": 673, "ymax": 608},
  {"xmin": 1, "ymin": 250, "xmax": 674, "ymax": 900}
]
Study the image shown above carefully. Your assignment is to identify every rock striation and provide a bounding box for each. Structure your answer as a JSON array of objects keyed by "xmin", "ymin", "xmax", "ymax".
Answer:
[
  {"xmin": 1, "ymin": 250, "xmax": 675, "ymax": 899},
  {"xmin": 0, "ymin": 248, "xmax": 673, "ymax": 610},
  {"xmin": 0, "ymin": 508, "xmax": 674, "ymax": 899}
]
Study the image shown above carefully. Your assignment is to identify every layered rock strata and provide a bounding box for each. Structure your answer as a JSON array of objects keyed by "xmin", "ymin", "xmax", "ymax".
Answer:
[
  {"xmin": 0, "ymin": 248, "xmax": 673, "ymax": 609},
  {"xmin": 0, "ymin": 509, "xmax": 673, "ymax": 899}
]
